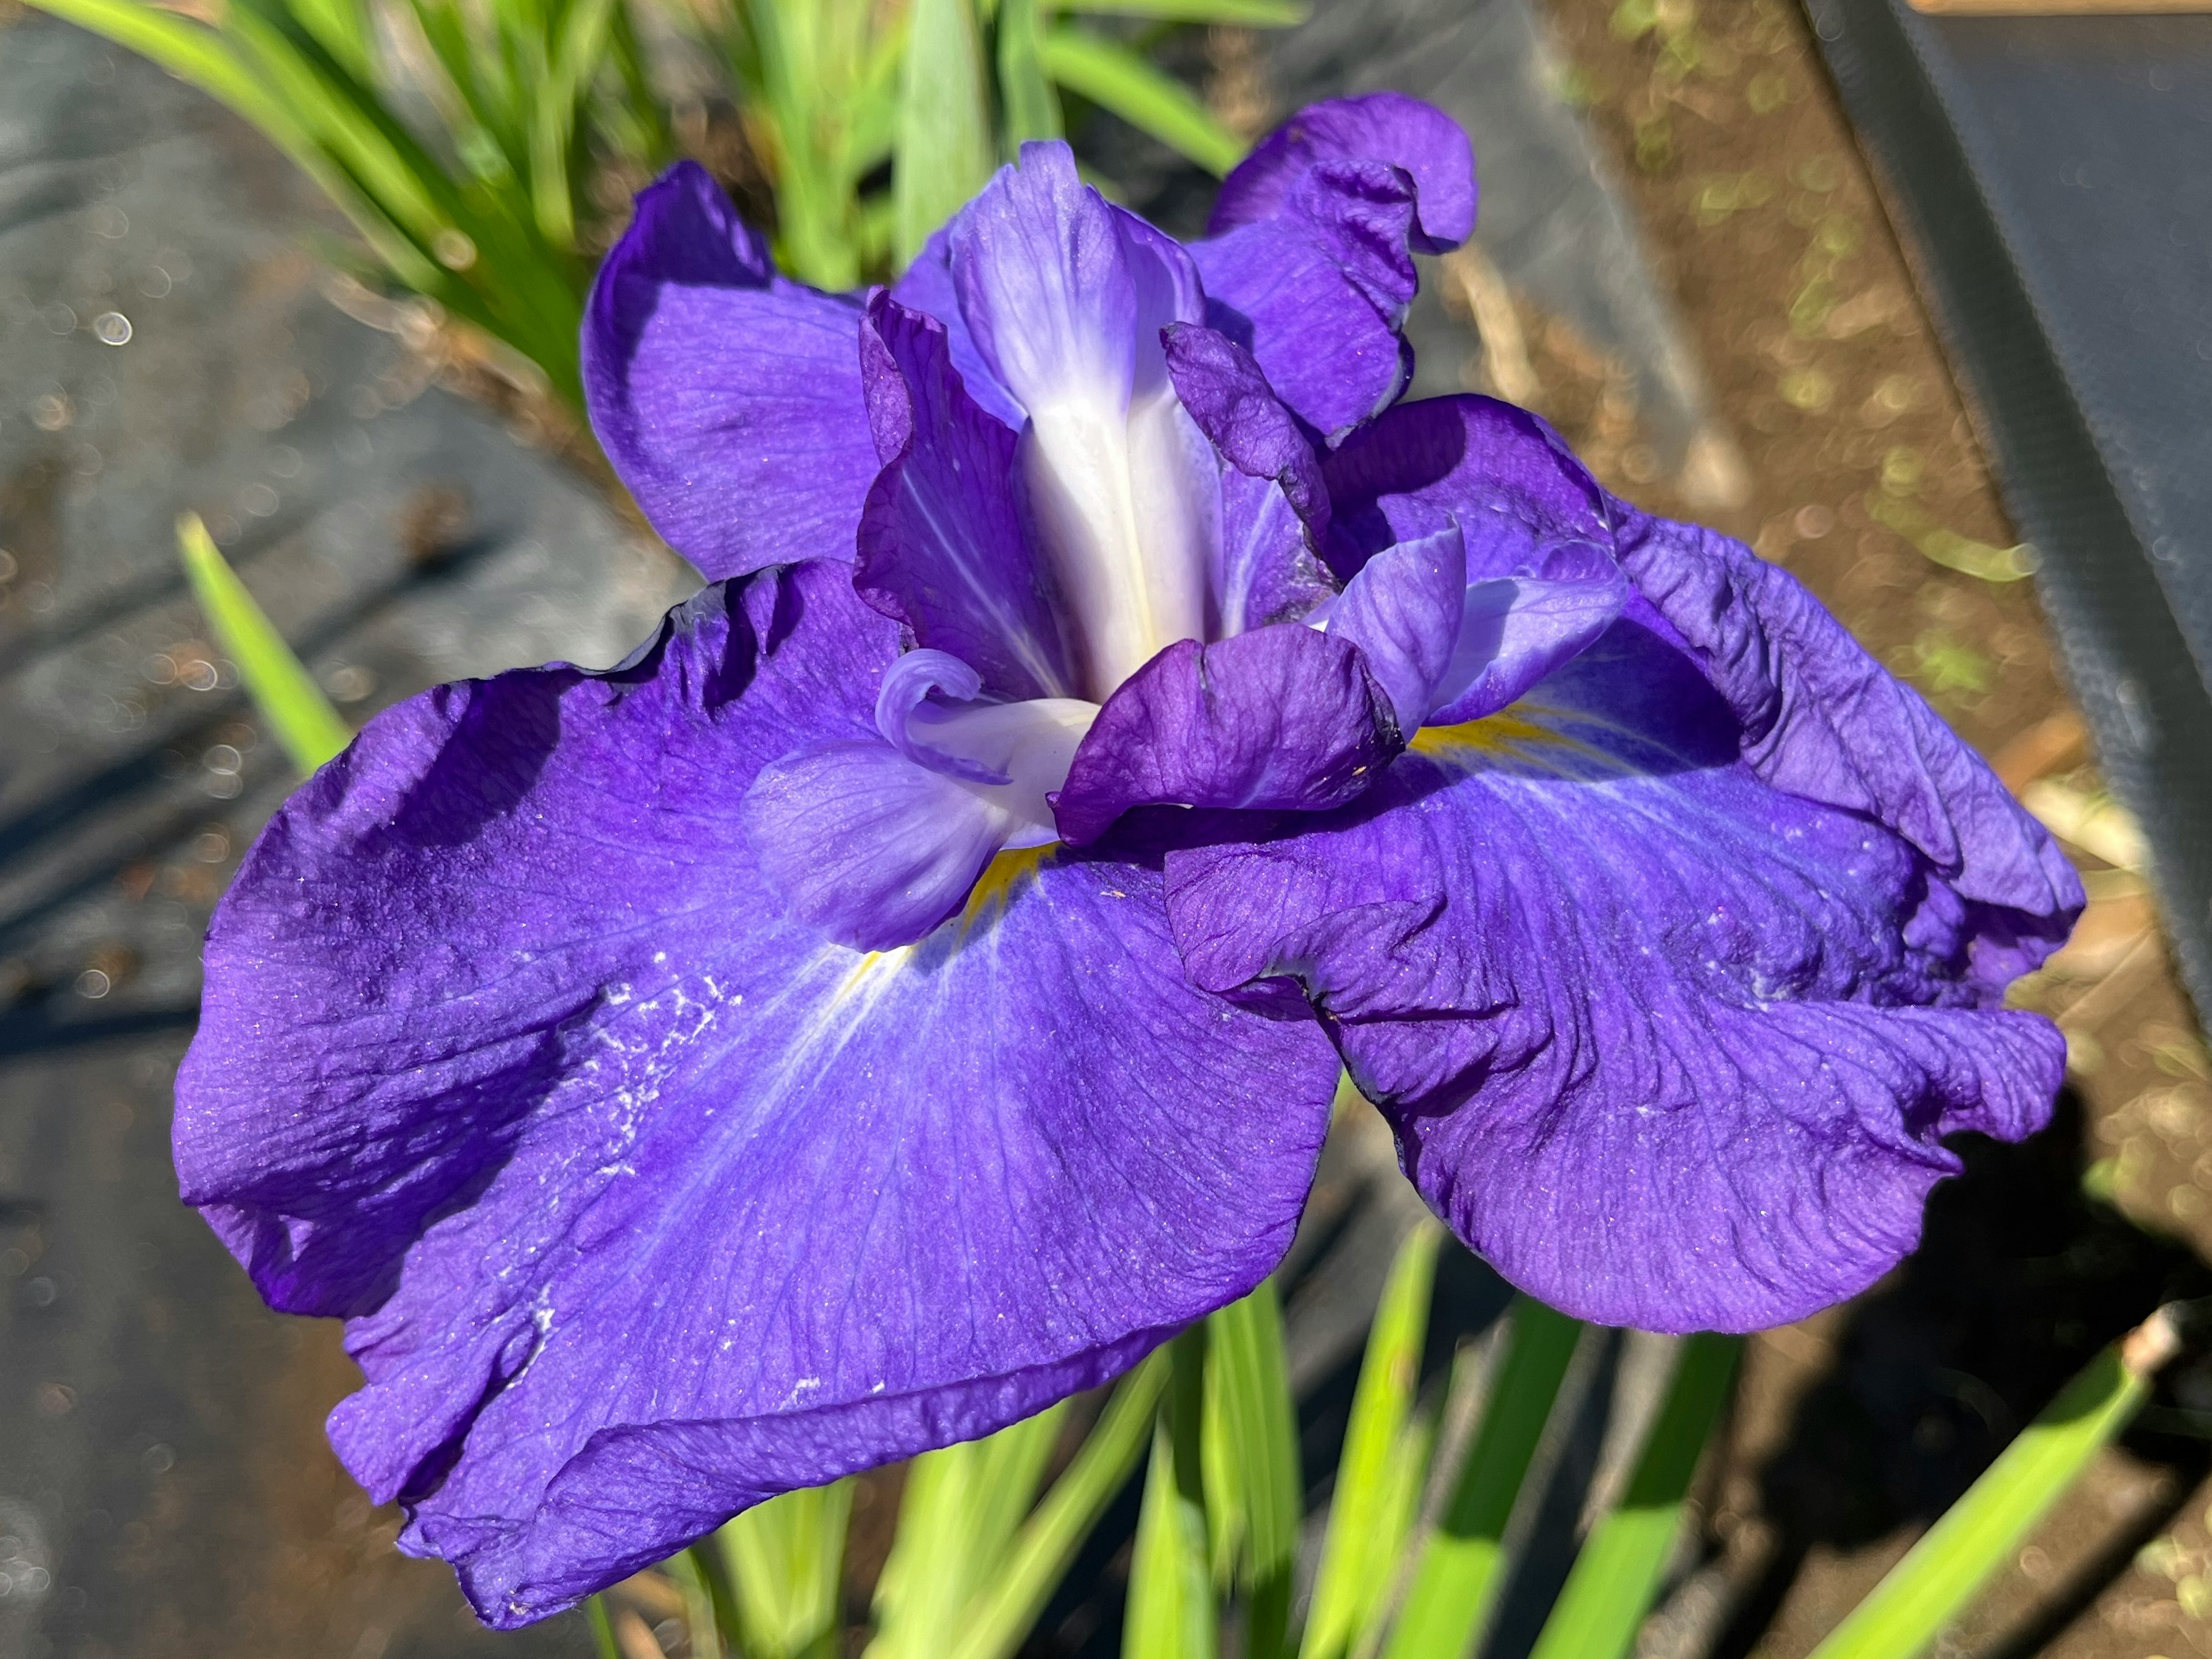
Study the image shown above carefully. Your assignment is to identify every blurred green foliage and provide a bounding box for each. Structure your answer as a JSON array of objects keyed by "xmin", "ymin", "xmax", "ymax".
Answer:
[{"xmin": 31, "ymin": 0, "xmax": 1288, "ymax": 414}]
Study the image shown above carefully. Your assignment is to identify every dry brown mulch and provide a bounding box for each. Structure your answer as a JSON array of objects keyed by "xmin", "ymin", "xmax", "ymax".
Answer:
[{"xmin": 1482, "ymin": 0, "xmax": 2212, "ymax": 1652}]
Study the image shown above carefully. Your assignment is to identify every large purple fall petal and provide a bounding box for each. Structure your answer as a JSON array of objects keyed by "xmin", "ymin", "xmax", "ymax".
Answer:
[
  {"xmin": 1053, "ymin": 623, "xmax": 1399, "ymax": 847},
  {"xmin": 857, "ymin": 296, "xmax": 1076, "ymax": 701},
  {"xmin": 1616, "ymin": 507, "xmax": 2082, "ymax": 986},
  {"xmin": 1166, "ymin": 617, "xmax": 2068, "ymax": 1332},
  {"xmin": 176, "ymin": 562, "xmax": 1340, "ymax": 1625},
  {"xmin": 1209, "ymin": 91, "xmax": 1478, "ymax": 254},
  {"xmin": 582, "ymin": 162, "xmax": 876, "ymax": 579}
]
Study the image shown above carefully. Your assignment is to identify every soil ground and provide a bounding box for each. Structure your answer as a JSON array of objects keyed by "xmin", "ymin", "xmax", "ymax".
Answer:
[{"xmin": 1510, "ymin": 0, "xmax": 2212, "ymax": 1652}]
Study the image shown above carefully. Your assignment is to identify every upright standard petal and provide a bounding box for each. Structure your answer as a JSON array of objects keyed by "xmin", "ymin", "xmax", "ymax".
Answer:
[
  {"xmin": 1192, "ymin": 95, "xmax": 1476, "ymax": 444},
  {"xmin": 1616, "ymin": 507, "xmax": 2081, "ymax": 986},
  {"xmin": 888, "ymin": 223, "xmax": 1028, "ymax": 430},
  {"xmin": 1208, "ymin": 91, "xmax": 1478, "ymax": 255},
  {"xmin": 177, "ymin": 562, "xmax": 1340, "ymax": 1625},
  {"xmin": 1053, "ymin": 623, "xmax": 1399, "ymax": 847},
  {"xmin": 952, "ymin": 142, "xmax": 1215, "ymax": 697},
  {"xmin": 1167, "ymin": 614, "xmax": 2069, "ymax": 1334},
  {"xmin": 1190, "ymin": 161, "xmax": 1424, "ymax": 446},
  {"xmin": 857, "ymin": 295, "xmax": 1077, "ymax": 701},
  {"xmin": 583, "ymin": 162, "xmax": 877, "ymax": 579}
]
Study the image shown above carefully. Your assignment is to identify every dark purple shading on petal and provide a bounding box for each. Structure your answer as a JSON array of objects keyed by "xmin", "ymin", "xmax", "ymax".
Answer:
[
  {"xmin": 1167, "ymin": 618, "xmax": 2066, "ymax": 1333},
  {"xmin": 857, "ymin": 295, "xmax": 1075, "ymax": 700},
  {"xmin": 1208, "ymin": 92, "xmax": 1478, "ymax": 254},
  {"xmin": 1615, "ymin": 507, "xmax": 2082, "ymax": 988},
  {"xmin": 177, "ymin": 561, "xmax": 1341, "ymax": 1626},
  {"xmin": 1162, "ymin": 321, "xmax": 1336, "ymax": 635},
  {"xmin": 582, "ymin": 162, "xmax": 877, "ymax": 579},
  {"xmin": 1190, "ymin": 161, "xmax": 1425, "ymax": 446},
  {"xmin": 1052, "ymin": 623, "xmax": 1399, "ymax": 847},
  {"xmin": 1321, "ymin": 393, "xmax": 1615, "ymax": 582},
  {"xmin": 1162, "ymin": 323, "xmax": 1328, "ymax": 528}
]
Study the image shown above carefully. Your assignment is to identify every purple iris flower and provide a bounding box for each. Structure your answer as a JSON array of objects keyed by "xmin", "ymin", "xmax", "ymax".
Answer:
[{"xmin": 173, "ymin": 94, "xmax": 2081, "ymax": 1626}]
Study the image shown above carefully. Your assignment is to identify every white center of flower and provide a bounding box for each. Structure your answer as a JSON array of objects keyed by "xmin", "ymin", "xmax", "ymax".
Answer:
[{"xmin": 1022, "ymin": 380, "xmax": 1214, "ymax": 701}]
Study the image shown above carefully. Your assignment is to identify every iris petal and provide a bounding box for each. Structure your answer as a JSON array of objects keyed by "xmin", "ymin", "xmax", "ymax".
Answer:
[
  {"xmin": 953, "ymin": 142, "xmax": 1214, "ymax": 695},
  {"xmin": 1166, "ymin": 616, "xmax": 2067, "ymax": 1332},
  {"xmin": 1617, "ymin": 507, "xmax": 2082, "ymax": 980},
  {"xmin": 1208, "ymin": 90, "xmax": 1478, "ymax": 255},
  {"xmin": 1322, "ymin": 520, "xmax": 1466, "ymax": 731},
  {"xmin": 582, "ymin": 162, "xmax": 876, "ymax": 579},
  {"xmin": 1321, "ymin": 393, "xmax": 1615, "ymax": 582},
  {"xmin": 888, "ymin": 223, "xmax": 1028, "ymax": 430},
  {"xmin": 857, "ymin": 295, "xmax": 1077, "ymax": 701},
  {"xmin": 1191, "ymin": 161, "xmax": 1425, "ymax": 446},
  {"xmin": 177, "ymin": 561, "xmax": 1341, "ymax": 1624},
  {"xmin": 1054, "ymin": 622, "xmax": 1399, "ymax": 847},
  {"xmin": 1161, "ymin": 322, "xmax": 1337, "ymax": 635},
  {"xmin": 745, "ymin": 737, "xmax": 1016, "ymax": 949}
]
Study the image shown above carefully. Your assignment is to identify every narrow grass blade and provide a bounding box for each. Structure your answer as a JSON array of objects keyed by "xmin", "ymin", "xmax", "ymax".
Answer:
[
  {"xmin": 1065, "ymin": 0, "xmax": 1307, "ymax": 20},
  {"xmin": 586, "ymin": 1594, "xmax": 623, "ymax": 1659},
  {"xmin": 668, "ymin": 1547, "xmax": 725, "ymax": 1659},
  {"xmin": 1383, "ymin": 1296, "xmax": 1582, "ymax": 1659},
  {"xmin": 177, "ymin": 514, "xmax": 351, "ymax": 776},
  {"xmin": 1525, "ymin": 1332, "xmax": 1741, "ymax": 1659},
  {"xmin": 286, "ymin": 0, "xmax": 375, "ymax": 82},
  {"xmin": 950, "ymin": 1349, "xmax": 1172, "ymax": 1659},
  {"xmin": 718, "ymin": 1479, "xmax": 854, "ymax": 1659},
  {"xmin": 870, "ymin": 1406, "xmax": 1060, "ymax": 1658},
  {"xmin": 1040, "ymin": 26, "xmax": 1245, "ymax": 175},
  {"xmin": 1301, "ymin": 1220, "xmax": 1445, "ymax": 1659},
  {"xmin": 530, "ymin": 0, "xmax": 618, "ymax": 249},
  {"xmin": 997, "ymin": 0, "xmax": 1061, "ymax": 147},
  {"xmin": 1202, "ymin": 1281, "xmax": 1300, "ymax": 1659},
  {"xmin": 894, "ymin": 0, "xmax": 995, "ymax": 267},
  {"xmin": 1807, "ymin": 1308, "xmax": 2182, "ymax": 1659},
  {"xmin": 1124, "ymin": 1421, "xmax": 1217, "ymax": 1659}
]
